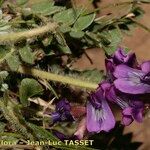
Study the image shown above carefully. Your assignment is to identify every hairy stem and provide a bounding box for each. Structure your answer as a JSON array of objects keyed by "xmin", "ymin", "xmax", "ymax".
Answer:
[
  {"xmin": 0, "ymin": 22, "xmax": 58, "ymax": 43},
  {"xmin": 0, "ymin": 100, "xmax": 34, "ymax": 140},
  {"xmin": 17, "ymin": 65, "xmax": 98, "ymax": 90}
]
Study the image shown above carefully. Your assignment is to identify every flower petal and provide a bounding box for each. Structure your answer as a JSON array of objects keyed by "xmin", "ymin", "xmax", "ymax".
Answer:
[
  {"xmin": 122, "ymin": 115, "xmax": 133, "ymax": 126},
  {"xmin": 113, "ymin": 48, "xmax": 136, "ymax": 66},
  {"xmin": 86, "ymin": 102, "xmax": 102, "ymax": 133},
  {"xmin": 141, "ymin": 61, "xmax": 150, "ymax": 73},
  {"xmin": 113, "ymin": 65, "xmax": 143, "ymax": 78},
  {"xmin": 100, "ymin": 98, "xmax": 115, "ymax": 132},
  {"xmin": 51, "ymin": 112, "xmax": 61, "ymax": 123},
  {"xmin": 106, "ymin": 85, "xmax": 117, "ymax": 103},
  {"xmin": 114, "ymin": 78, "xmax": 150, "ymax": 94},
  {"xmin": 132, "ymin": 109, "xmax": 143, "ymax": 123},
  {"xmin": 56, "ymin": 99, "xmax": 71, "ymax": 112},
  {"xmin": 122, "ymin": 107, "xmax": 132, "ymax": 116},
  {"xmin": 87, "ymin": 99, "xmax": 115, "ymax": 133}
]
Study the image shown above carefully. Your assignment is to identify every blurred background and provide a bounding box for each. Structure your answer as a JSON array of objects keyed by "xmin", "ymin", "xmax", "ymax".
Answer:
[{"xmin": 71, "ymin": 0, "xmax": 150, "ymax": 149}]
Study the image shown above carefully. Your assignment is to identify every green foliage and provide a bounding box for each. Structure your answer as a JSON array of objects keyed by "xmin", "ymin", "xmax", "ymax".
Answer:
[
  {"xmin": 53, "ymin": 8, "xmax": 77, "ymax": 25},
  {"xmin": 16, "ymin": 0, "xmax": 28, "ymax": 6},
  {"xmin": 6, "ymin": 54, "xmax": 20, "ymax": 71},
  {"xmin": 30, "ymin": 0, "xmax": 64, "ymax": 15},
  {"xmin": 69, "ymin": 30, "xmax": 85, "ymax": 38},
  {"xmin": 0, "ymin": 46, "xmax": 10, "ymax": 59},
  {"xmin": 19, "ymin": 78, "xmax": 43, "ymax": 106},
  {"xmin": 140, "ymin": 0, "xmax": 150, "ymax": 3},
  {"xmin": 102, "ymin": 27, "xmax": 122, "ymax": 55},
  {"xmin": 19, "ymin": 46, "xmax": 35, "ymax": 64},
  {"xmin": 0, "ymin": 71, "xmax": 8, "ymax": 84},
  {"xmin": 0, "ymin": 122, "xmax": 5, "ymax": 132},
  {"xmin": 73, "ymin": 13, "xmax": 96, "ymax": 31}
]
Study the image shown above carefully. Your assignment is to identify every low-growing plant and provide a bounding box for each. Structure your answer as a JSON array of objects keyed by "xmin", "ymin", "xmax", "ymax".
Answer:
[{"xmin": 0, "ymin": 0, "xmax": 150, "ymax": 150}]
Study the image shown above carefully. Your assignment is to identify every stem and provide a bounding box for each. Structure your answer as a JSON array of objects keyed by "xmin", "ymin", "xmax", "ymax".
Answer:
[
  {"xmin": 17, "ymin": 66, "xmax": 98, "ymax": 90},
  {"xmin": 130, "ymin": 18, "xmax": 150, "ymax": 32},
  {"xmin": 0, "ymin": 100, "xmax": 34, "ymax": 140},
  {"xmin": 0, "ymin": 22, "xmax": 58, "ymax": 43}
]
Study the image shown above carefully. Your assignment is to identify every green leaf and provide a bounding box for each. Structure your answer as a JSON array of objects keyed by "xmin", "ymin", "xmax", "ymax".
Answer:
[
  {"xmin": 0, "ymin": 71, "xmax": 8, "ymax": 84},
  {"xmin": 81, "ymin": 69, "xmax": 104, "ymax": 83},
  {"xmin": 140, "ymin": 0, "xmax": 150, "ymax": 3},
  {"xmin": 19, "ymin": 46, "xmax": 35, "ymax": 64},
  {"xmin": 46, "ymin": 6, "xmax": 65, "ymax": 15},
  {"xmin": 73, "ymin": 13, "xmax": 96, "ymax": 31},
  {"xmin": 59, "ymin": 25, "xmax": 71, "ymax": 33},
  {"xmin": 101, "ymin": 27, "xmax": 122, "ymax": 55},
  {"xmin": 58, "ymin": 45, "xmax": 71, "ymax": 54},
  {"xmin": 42, "ymin": 36, "xmax": 53, "ymax": 47},
  {"xmin": 0, "ymin": 122, "xmax": 5, "ymax": 132},
  {"xmin": 30, "ymin": 0, "xmax": 58, "ymax": 15},
  {"xmin": 0, "ymin": 0, "xmax": 4, "ymax": 7},
  {"xmin": 0, "ymin": 46, "xmax": 10, "ymax": 59},
  {"xmin": 19, "ymin": 78, "xmax": 43, "ymax": 107},
  {"xmin": 16, "ymin": 0, "xmax": 28, "ymax": 5},
  {"xmin": 55, "ymin": 32, "xmax": 67, "ymax": 46},
  {"xmin": 6, "ymin": 54, "xmax": 20, "ymax": 71},
  {"xmin": 55, "ymin": 32, "xmax": 71, "ymax": 54},
  {"xmin": 27, "ymin": 122, "xmax": 59, "ymax": 141},
  {"xmin": 69, "ymin": 30, "xmax": 85, "ymax": 38},
  {"xmin": 53, "ymin": 8, "xmax": 77, "ymax": 26}
]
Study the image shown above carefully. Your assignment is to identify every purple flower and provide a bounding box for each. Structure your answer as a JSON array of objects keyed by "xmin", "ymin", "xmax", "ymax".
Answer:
[
  {"xmin": 105, "ymin": 59, "xmax": 115, "ymax": 81},
  {"xmin": 141, "ymin": 61, "xmax": 150, "ymax": 73},
  {"xmin": 52, "ymin": 130, "xmax": 78, "ymax": 141},
  {"xmin": 116, "ymin": 98, "xmax": 144, "ymax": 126},
  {"xmin": 51, "ymin": 99, "xmax": 74, "ymax": 124},
  {"xmin": 105, "ymin": 48, "xmax": 136, "ymax": 81},
  {"xmin": 122, "ymin": 100, "xmax": 144, "ymax": 125},
  {"xmin": 113, "ymin": 48, "xmax": 136, "ymax": 66},
  {"xmin": 105, "ymin": 85, "xmax": 144, "ymax": 125},
  {"xmin": 86, "ymin": 82, "xmax": 115, "ymax": 133},
  {"xmin": 113, "ymin": 64, "xmax": 150, "ymax": 94},
  {"xmin": 52, "ymin": 130, "xmax": 68, "ymax": 141}
]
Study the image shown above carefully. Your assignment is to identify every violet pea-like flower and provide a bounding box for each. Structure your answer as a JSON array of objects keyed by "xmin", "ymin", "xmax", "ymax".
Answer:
[
  {"xmin": 105, "ymin": 48, "xmax": 136, "ymax": 81},
  {"xmin": 122, "ymin": 100, "xmax": 144, "ymax": 126},
  {"xmin": 86, "ymin": 82, "xmax": 115, "ymax": 133},
  {"xmin": 51, "ymin": 99, "xmax": 74, "ymax": 124},
  {"xmin": 113, "ymin": 48, "xmax": 136, "ymax": 66},
  {"xmin": 106, "ymin": 86, "xmax": 144, "ymax": 126},
  {"xmin": 113, "ymin": 62, "xmax": 150, "ymax": 94}
]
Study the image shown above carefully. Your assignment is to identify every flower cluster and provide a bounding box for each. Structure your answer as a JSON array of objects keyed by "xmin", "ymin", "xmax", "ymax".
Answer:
[
  {"xmin": 50, "ymin": 48, "xmax": 150, "ymax": 138},
  {"xmin": 87, "ymin": 48, "xmax": 150, "ymax": 133}
]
